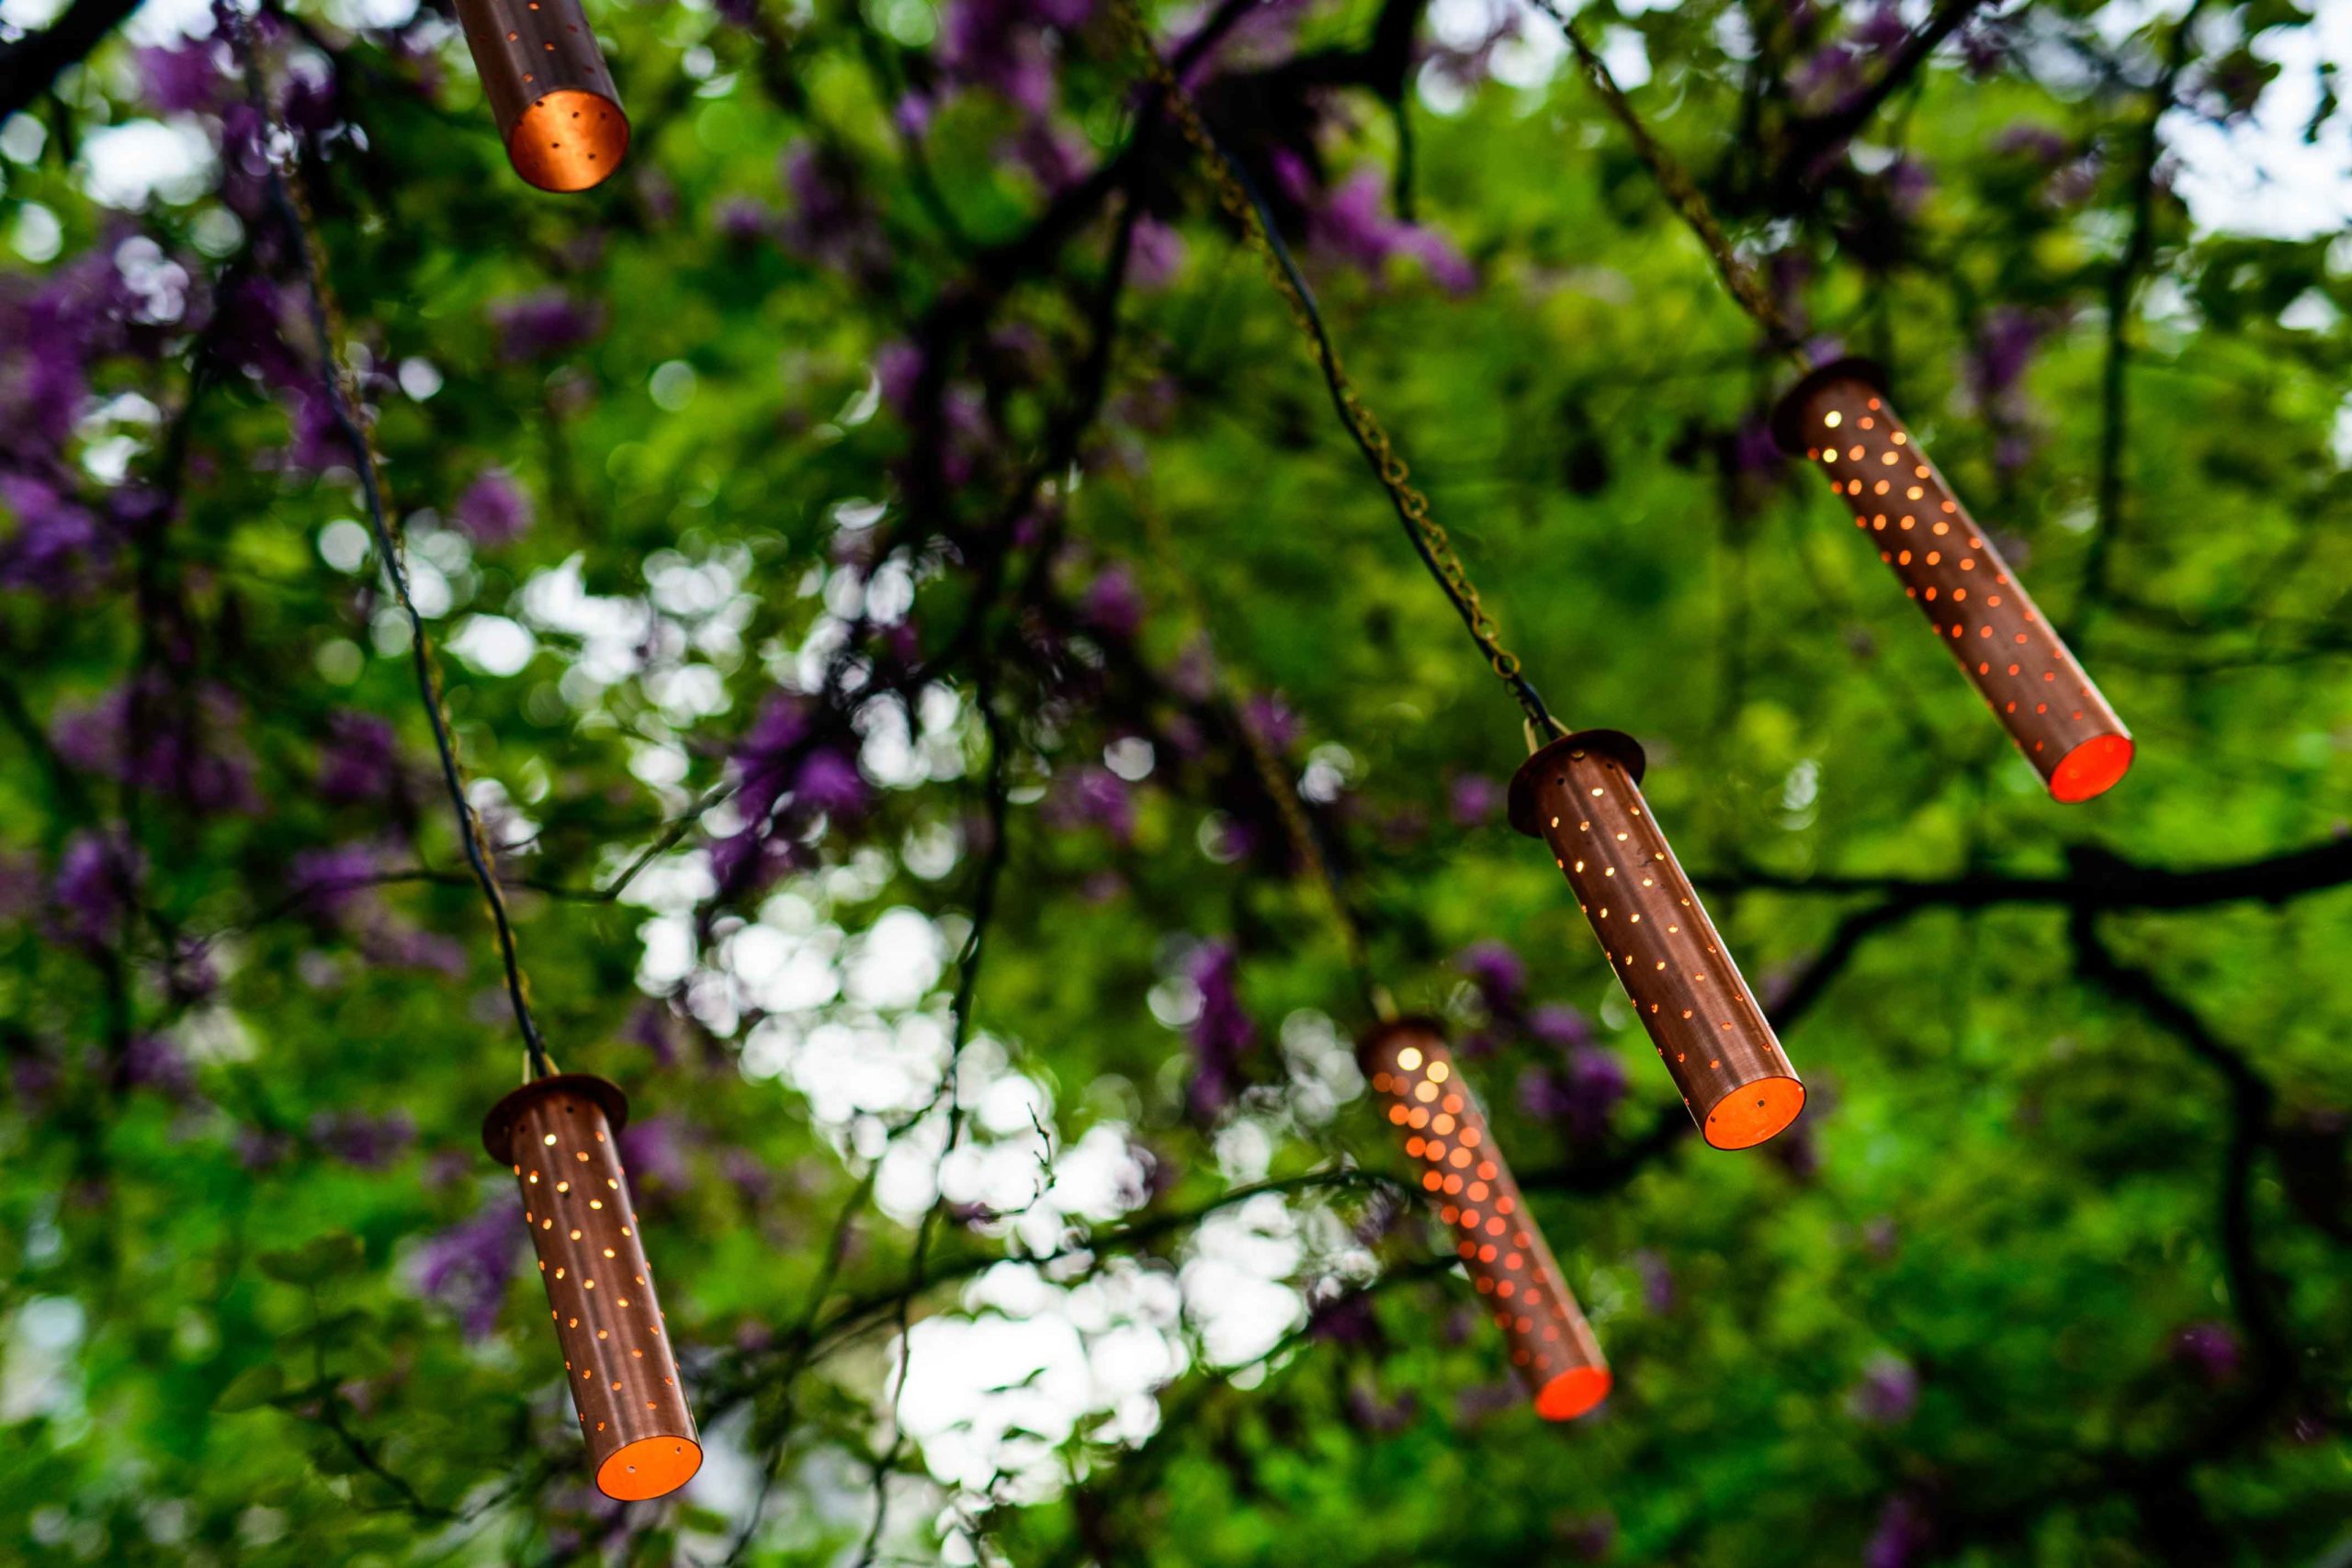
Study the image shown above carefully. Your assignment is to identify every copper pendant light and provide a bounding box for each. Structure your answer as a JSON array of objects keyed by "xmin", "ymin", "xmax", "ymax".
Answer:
[
  {"xmin": 1510, "ymin": 729, "xmax": 1804, "ymax": 1150},
  {"xmin": 1361, "ymin": 1019, "xmax": 1611, "ymax": 1420},
  {"xmin": 453, "ymin": 0, "xmax": 629, "ymax": 193},
  {"xmin": 484, "ymin": 1074, "xmax": 700, "ymax": 1500},
  {"xmin": 1772, "ymin": 358, "xmax": 2133, "ymax": 803}
]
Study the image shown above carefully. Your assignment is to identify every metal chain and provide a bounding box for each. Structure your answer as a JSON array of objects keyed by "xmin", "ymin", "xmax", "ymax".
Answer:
[
  {"xmin": 1529, "ymin": 0, "xmax": 1810, "ymax": 367},
  {"xmin": 1112, "ymin": 0, "xmax": 1555, "ymax": 729}
]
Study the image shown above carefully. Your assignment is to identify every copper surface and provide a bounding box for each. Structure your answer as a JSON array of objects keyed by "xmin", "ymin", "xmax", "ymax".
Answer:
[
  {"xmin": 1360, "ymin": 1019, "xmax": 1611, "ymax": 1420},
  {"xmin": 453, "ymin": 0, "xmax": 628, "ymax": 192},
  {"xmin": 484, "ymin": 1074, "xmax": 700, "ymax": 1500},
  {"xmin": 1772, "ymin": 358, "xmax": 2133, "ymax": 803},
  {"xmin": 1510, "ymin": 730, "xmax": 1804, "ymax": 1150}
]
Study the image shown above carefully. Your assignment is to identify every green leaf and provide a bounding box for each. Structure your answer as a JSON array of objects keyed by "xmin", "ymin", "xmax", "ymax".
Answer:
[
  {"xmin": 255, "ymin": 1232, "xmax": 366, "ymax": 1286},
  {"xmin": 213, "ymin": 1364, "xmax": 286, "ymax": 1413}
]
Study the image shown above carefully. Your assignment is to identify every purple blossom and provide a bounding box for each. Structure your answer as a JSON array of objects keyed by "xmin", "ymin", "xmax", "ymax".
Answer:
[
  {"xmin": 1184, "ymin": 941, "xmax": 1256, "ymax": 1119},
  {"xmin": 1128, "ymin": 218, "xmax": 1185, "ymax": 291},
  {"xmin": 288, "ymin": 843, "xmax": 382, "ymax": 919},
  {"xmin": 122, "ymin": 1032, "xmax": 195, "ymax": 1097},
  {"xmin": 793, "ymin": 749, "xmax": 869, "ymax": 818},
  {"xmin": 1864, "ymin": 1494, "xmax": 1935, "ymax": 1568},
  {"xmin": 487, "ymin": 291, "xmax": 604, "ymax": 362},
  {"xmin": 1305, "ymin": 168, "xmax": 1476, "ymax": 295},
  {"xmin": 53, "ymin": 831, "xmax": 140, "ymax": 944},
  {"xmin": 779, "ymin": 145, "xmax": 891, "ymax": 282},
  {"xmin": 139, "ymin": 39, "xmax": 227, "ymax": 113},
  {"xmin": 1448, "ymin": 774, "xmax": 1501, "ymax": 827},
  {"xmin": 1008, "ymin": 122, "xmax": 1089, "ymax": 194},
  {"xmin": 618, "ymin": 1116, "xmax": 691, "ymax": 1200},
  {"xmin": 1633, "ymin": 1248, "xmax": 1675, "ymax": 1314},
  {"xmin": 1790, "ymin": 42, "xmax": 1862, "ymax": 114},
  {"xmin": 1309, "ymin": 1291, "xmax": 1378, "ymax": 1346},
  {"xmin": 413, "ymin": 1203, "xmax": 522, "ymax": 1341},
  {"xmin": 940, "ymin": 0, "xmax": 1060, "ymax": 112},
  {"xmin": 450, "ymin": 467, "xmax": 534, "ymax": 546},
  {"xmin": 0, "ymin": 474, "xmax": 107, "ymax": 591},
  {"xmin": 1846, "ymin": 1352, "xmax": 1920, "ymax": 1425},
  {"xmin": 1527, "ymin": 1004, "xmax": 1592, "ymax": 1051},
  {"xmin": 1968, "ymin": 308, "xmax": 2045, "ymax": 405},
  {"xmin": 1242, "ymin": 692, "xmax": 1299, "ymax": 752},
  {"xmin": 1884, "ymin": 155, "xmax": 1933, "ymax": 218},
  {"xmin": 714, "ymin": 197, "xmax": 779, "ymax": 243},
  {"xmin": 875, "ymin": 341, "xmax": 924, "ymax": 412},
  {"xmin": 317, "ymin": 711, "xmax": 398, "ymax": 804},
  {"xmin": 1080, "ymin": 565, "xmax": 1143, "ymax": 639},
  {"xmin": 1343, "ymin": 1383, "xmax": 1419, "ymax": 1435},
  {"xmin": 1993, "ymin": 123, "xmax": 2070, "ymax": 166},
  {"xmin": 357, "ymin": 922, "xmax": 467, "ymax": 975},
  {"xmin": 1852, "ymin": 2, "xmax": 1910, "ymax": 58},
  {"xmin": 1518, "ymin": 1046, "xmax": 1627, "ymax": 1141},
  {"xmin": 1959, "ymin": 18, "xmax": 2010, "ymax": 76},
  {"xmin": 1555, "ymin": 1512, "xmax": 1616, "ymax": 1562},
  {"xmin": 1044, "ymin": 765, "xmax": 1135, "ymax": 844},
  {"xmin": 0, "ymin": 243, "xmax": 145, "ymax": 466},
  {"xmin": 626, "ymin": 1001, "xmax": 679, "ymax": 1067},
  {"xmin": 51, "ymin": 674, "xmax": 260, "ymax": 814},
  {"xmin": 1453, "ymin": 1379, "xmax": 1522, "ymax": 1426},
  {"xmin": 1456, "ymin": 941, "xmax": 1526, "ymax": 1009},
  {"xmin": 733, "ymin": 694, "xmax": 812, "ymax": 824},
  {"xmin": 1731, "ymin": 413, "xmax": 1784, "ymax": 478},
  {"xmin": 312, "ymin": 1109, "xmax": 416, "ymax": 1168},
  {"xmin": 2172, "ymin": 1320, "xmax": 2243, "ymax": 1385}
]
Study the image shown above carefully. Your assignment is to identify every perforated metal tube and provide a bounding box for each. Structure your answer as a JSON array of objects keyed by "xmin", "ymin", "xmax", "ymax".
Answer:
[
  {"xmin": 485, "ymin": 1074, "xmax": 700, "ymax": 1500},
  {"xmin": 1510, "ymin": 730, "xmax": 1804, "ymax": 1150},
  {"xmin": 453, "ymin": 0, "xmax": 628, "ymax": 193},
  {"xmin": 1361, "ymin": 1019, "xmax": 1611, "ymax": 1419},
  {"xmin": 1773, "ymin": 358, "xmax": 2133, "ymax": 803}
]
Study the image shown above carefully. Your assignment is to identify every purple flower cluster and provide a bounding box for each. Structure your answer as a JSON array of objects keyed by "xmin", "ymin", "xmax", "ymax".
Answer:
[
  {"xmin": 1079, "ymin": 565, "xmax": 1143, "ymax": 640},
  {"xmin": 1864, "ymin": 1494, "xmax": 1935, "ymax": 1568},
  {"xmin": 778, "ymin": 145, "xmax": 894, "ymax": 285},
  {"xmin": 1517, "ymin": 1045, "xmax": 1629, "ymax": 1143},
  {"xmin": 0, "ymin": 475, "xmax": 107, "ymax": 592},
  {"xmin": 1447, "ymin": 773, "xmax": 1502, "ymax": 827},
  {"xmin": 1184, "ymin": 940, "xmax": 1256, "ymax": 1120},
  {"xmin": 1845, "ymin": 1351, "xmax": 1920, "ymax": 1425},
  {"xmin": 53, "ymin": 831, "xmax": 142, "ymax": 946},
  {"xmin": 51, "ymin": 673, "xmax": 262, "ymax": 815},
  {"xmin": 1044, "ymin": 765, "xmax": 1136, "ymax": 845},
  {"xmin": 138, "ymin": 38, "xmax": 230, "ymax": 115},
  {"xmin": 317, "ymin": 711, "xmax": 399, "ymax": 804},
  {"xmin": 711, "ymin": 694, "xmax": 872, "ymax": 891},
  {"xmin": 413, "ymin": 1202, "xmax": 523, "ymax": 1341},
  {"xmin": 312, "ymin": 1109, "xmax": 417, "ymax": 1169},
  {"xmin": 487, "ymin": 291, "xmax": 605, "ymax": 363},
  {"xmin": 450, "ymin": 467, "xmax": 535, "ymax": 546},
  {"xmin": 1275, "ymin": 161, "xmax": 1476, "ymax": 295},
  {"xmin": 2172, "ymin": 1320, "xmax": 2244, "ymax": 1385}
]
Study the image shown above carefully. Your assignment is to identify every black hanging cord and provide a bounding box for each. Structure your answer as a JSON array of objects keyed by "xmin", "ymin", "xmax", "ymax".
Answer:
[{"xmin": 232, "ymin": 15, "xmax": 553, "ymax": 1079}]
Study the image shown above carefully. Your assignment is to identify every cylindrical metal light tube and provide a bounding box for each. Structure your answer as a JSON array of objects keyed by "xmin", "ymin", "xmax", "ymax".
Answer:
[
  {"xmin": 453, "ymin": 0, "xmax": 629, "ymax": 193},
  {"xmin": 1510, "ymin": 729, "xmax": 1804, "ymax": 1150},
  {"xmin": 484, "ymin": 1074, "xmax": 700, "ymax": 1500},
  {"xmin": 1360, "ymin": 1019, "xmax": 1611, "ymax": 1420},
  {"xmin": 1772, "ymin": 358, "xmax": 2133, "ymax": 803}
]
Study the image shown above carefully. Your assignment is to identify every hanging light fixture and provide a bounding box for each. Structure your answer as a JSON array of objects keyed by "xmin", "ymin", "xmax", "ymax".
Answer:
[
  {"xmin": 453, "ymin": 0, "xmax": 629, "ymax": 193},
  {"xmin": 1361, "ymin": 1019, "xmax": 1611, "ymax": 1419},
  {"xmin": 1771, "ymin": 358, "xmax": 2133, "ymax": 803},
  {"xmin": 484, "ymin": 1073, "xmax": 701, "ymax": 1500},
  {"xmin": 1510, "ymin": 728, "xmax": 1804, "ymax": 1150}
]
